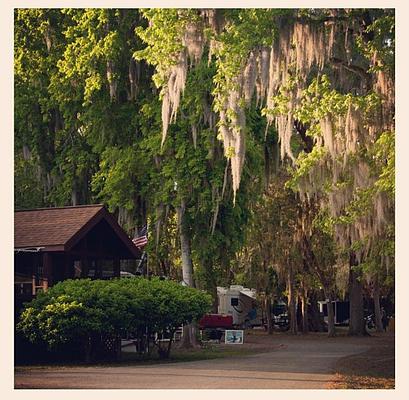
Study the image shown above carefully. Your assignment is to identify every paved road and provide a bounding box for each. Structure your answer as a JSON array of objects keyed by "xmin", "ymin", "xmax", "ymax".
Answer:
[{"xmin": 15, "ymin": 337, "xmax": 370, "ymax": 389}]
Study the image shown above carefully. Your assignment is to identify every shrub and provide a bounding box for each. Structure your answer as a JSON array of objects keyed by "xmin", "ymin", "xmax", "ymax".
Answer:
[{"xmin": 17, "ymin": 277, "xmax": 212, "ymax": 361}]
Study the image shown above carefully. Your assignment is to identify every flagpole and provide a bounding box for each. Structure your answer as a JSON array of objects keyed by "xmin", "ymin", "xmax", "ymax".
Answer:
[
  {"xmin": 146, "ymin": 223, "xmax": 149, "ymax": 278},
  {"xmin": 132, "ymin": 224, "xmax": 148, "ymax": 277}
]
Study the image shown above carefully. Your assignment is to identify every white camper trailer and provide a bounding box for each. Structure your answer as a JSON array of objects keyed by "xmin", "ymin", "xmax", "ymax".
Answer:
[{"xmin": 217, "ymin": 285, "xmax": 261, "ymax": 327}]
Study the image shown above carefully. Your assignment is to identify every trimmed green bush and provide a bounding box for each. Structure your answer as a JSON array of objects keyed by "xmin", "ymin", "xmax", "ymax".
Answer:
[{"xmin": 17, "ymin": 277, "xmax": 212, "ymax": 361}]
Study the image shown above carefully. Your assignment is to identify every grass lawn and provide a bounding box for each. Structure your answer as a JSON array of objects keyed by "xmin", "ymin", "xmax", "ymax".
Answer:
[
  {"xmin": 119, "ymin": 343, "xmax": 262, "ymax": 365},
  {"xmin": 15, "ymin": 337, "xmax": 270, "ymax": 369}
]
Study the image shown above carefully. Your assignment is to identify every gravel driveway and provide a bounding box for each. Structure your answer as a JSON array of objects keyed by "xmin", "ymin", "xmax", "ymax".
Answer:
[{"xmin": 15, "ymin": 334, "xmax": 373, "ymax": 389}]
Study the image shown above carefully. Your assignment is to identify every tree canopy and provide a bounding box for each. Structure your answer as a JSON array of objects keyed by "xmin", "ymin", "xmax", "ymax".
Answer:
[{"xmin": 14, "ymin": 8, "xmax": 395, "ymax": 337}]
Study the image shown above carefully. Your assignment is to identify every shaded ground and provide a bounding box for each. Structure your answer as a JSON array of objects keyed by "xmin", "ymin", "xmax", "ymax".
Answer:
[
  {"xmin": 329, "ymin": 331, "xmax": 395, "ymax": 389},
  {"xmin": 15, "ymin": 329, "xmax": 394, "ymax": 389}
]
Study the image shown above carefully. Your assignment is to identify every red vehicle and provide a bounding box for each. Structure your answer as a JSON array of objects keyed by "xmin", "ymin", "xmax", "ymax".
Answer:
[{"xmin": 199, "ymin": 314, "xmax": 233, "ymax": 330}]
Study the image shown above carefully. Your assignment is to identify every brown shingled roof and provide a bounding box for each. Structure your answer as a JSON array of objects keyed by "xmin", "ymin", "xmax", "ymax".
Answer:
[
  {"xmin": 14, "ymin": 205, "xmax": 105, "ymax": 249},
  {"xmin": 14, "ymin": 205, "xmax": 140, "ymax": 259}
]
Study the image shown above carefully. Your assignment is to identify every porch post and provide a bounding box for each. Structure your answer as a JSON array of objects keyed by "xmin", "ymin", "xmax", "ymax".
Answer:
[
  {"xmin": 42, "ymin": 252, "xmax": 53, "ymax": 288},
  {"xmin": 64, "ymin": 255, "xmax": 73, "ymax": 279},
  {"xmin": 80, "ymin": 237, "xmax": 89, "ymax": 278},
  {"xmin": 95, "ymin": 259, "xmax": 102, "ymax": 279},
  {"xmin": 80, "ymin": 256, "xmax": 89, "ymax": 278},
  {"xmin": 113, "ymin": 258, "xmax": 120, "ymax": 278}
]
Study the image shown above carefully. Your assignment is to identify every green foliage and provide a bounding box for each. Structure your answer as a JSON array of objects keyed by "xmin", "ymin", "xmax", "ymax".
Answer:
[
  {"xmin": 373, "ymin": 131, "xmax": 395, "ymax": 196},
  {"xmin": 286, "ymin": 74, "xmax": 393, "ymax": 238},
  {"xmin": 291, "ymin": 74, "xmax": 381, "ymax": 126},
  {"xmin": 235, "ymin": 172, "xmax": 301, "ymax": 292},
  {"xmin": 135, "ymin": 9, "xmax": 198, "ymax": 88},
  {"xmin": 211, "ymin": 9, "xmax": 280, "ymax": 107},
  {"xmin": 357, "ymin": 12, "xmax": 395, "ymax": 73},
  {"xmin": 17, "ymin": 278, "xmax": 212, "ymax": 358},
  {"xmin": 14, "ymin": 155, "xmax": 45, "ymax": 209},
  {"xmin": 14, "ymin": 9, "xmax": 70, "ymax": 207},
  {"xmin": 286, "ymin": 146, "xmax": 328, "ymax": 191},
  {"xmin": 14, "ymin": 8, "xmax": 395, "ymax": 323}
]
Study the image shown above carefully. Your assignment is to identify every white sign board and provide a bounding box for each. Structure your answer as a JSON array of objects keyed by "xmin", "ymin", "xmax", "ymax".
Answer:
[{"xmin": 225, "ymin": 329, "xmax": 244, "ymax": 344}]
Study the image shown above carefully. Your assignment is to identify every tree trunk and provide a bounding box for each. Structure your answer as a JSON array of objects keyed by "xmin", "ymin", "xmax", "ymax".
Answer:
[
  {"xmin": 176, "ymin": 200, "xmax": 198, "ymax": 348},
  {"xmin": 180, "ymin": 324, "xmax": 198, "ymax": 348},
  {"xmin": 287, "ymin": 268, "xmax": 298, "ymax": 334},
  {"xmin": 202, "ymin": 259, "xmax": 218, "ymax": 313},
  {"xmin": 373, "ymin": 275, "xmax": 384, "ymax": 332},
  {"xmin": 264, "ymin": 295, "xmax": 274, "ymax": 334},
  {"xmin": 296, "ymin": 295, "xmax": 303, "ymax": 330},
  {"xmin": 210, "ymin": 283, "xmax": 218, "ymax": 313},
  {"xmin": 326, "ymin": 291, "xmax": 336, "ymax": 337},
  {"xmin": 71, "ymin": 188, "xmax": 78, "ymax": 206},
  {"xmin": 307, "ymin": 290, "xmax": 325, "ymax": 332},
  {"xmin": 301, "ymin": 286, "xmax": 309, "ymax": 334},
  {"xmin": 158, "ymin": 331, "xmax": 175, "ymax": 359},
  {"xmin": 164, "ymin": 331, "xmax": 175, "ymax": 359},
  {"xmin": 180, "ymin": 232, "xmax": 194, "ymax": 286},
  {"xmin": 115, "ymin": 334, "xmax": 122, "ymax": 361},
  {"xmin": 84, "ymin": 336, "xmax": 92, "ymax": 363},
  {"xmin": 177, "ymin": 200, "xmax": 194, "ymax": 287},
  {"xmin": 348, "ymin": 256, "xmax": 366, "ymax": 336}
]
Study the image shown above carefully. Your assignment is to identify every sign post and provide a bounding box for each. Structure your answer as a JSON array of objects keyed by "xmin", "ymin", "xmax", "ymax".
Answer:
[{"xmin": 224, "ymin": 330, "xmax": 244, "ymax": 344}]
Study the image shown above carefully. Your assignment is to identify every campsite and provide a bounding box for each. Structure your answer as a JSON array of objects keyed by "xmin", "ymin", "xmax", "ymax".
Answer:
[{"xmin": 13, "ymin": 7, "xmax": 396, "ymax": 390}]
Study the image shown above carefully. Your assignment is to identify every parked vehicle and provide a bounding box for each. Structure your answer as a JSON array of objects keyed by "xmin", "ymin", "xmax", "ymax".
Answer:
[
  {"xmin": 365, "ymin": 313, "xmax": 375, "ymax": 329},
  {"xmin": 199, "ymin": 314, "xmax": 233, "ymax": 330},
  {"xmin": 274, "ymin": 313, "xmax": 289, "ymax": 331},
  {"xmin": 199, "ymin": 313, "xmax": 233, "ymax": 341},
  {"xmin": 217, "ymin": 285, "xmax": 262, "ymax": 328},
  {"xmin": 318, "ymin": 300, "xmax": 350, "ymax": 325}
]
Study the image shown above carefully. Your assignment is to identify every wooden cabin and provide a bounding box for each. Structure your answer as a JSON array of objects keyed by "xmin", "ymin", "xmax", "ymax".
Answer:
[{"xmin": 14, "ymin": 205, "xmax": 141, "ymax": 309}]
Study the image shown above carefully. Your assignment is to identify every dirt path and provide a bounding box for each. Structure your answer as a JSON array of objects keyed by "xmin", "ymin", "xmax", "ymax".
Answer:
[{"xmin": 15, "ymin": 333, "xmax": 387, "ymax": 389}]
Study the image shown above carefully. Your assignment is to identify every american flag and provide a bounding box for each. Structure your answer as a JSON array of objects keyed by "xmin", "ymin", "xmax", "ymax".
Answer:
[{"xmin": 132, "ymin": 225, "xmax": 148, "ymax": 249}]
